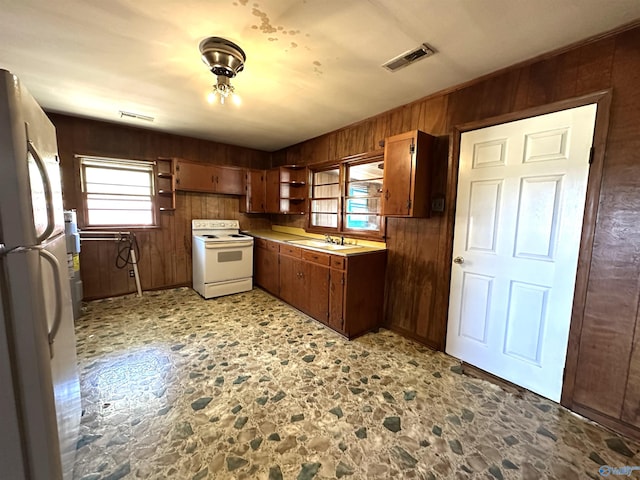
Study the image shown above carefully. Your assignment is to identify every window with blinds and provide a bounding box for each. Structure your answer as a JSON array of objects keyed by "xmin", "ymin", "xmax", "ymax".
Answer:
[{"xmin": 79, "ymin": 156, "xmax": 156, "ymax": 227}]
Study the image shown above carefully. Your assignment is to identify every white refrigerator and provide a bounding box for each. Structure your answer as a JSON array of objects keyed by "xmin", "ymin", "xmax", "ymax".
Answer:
[{"xmin": 0, "ymin": 69, "xmax": 81, "ymax": 479}]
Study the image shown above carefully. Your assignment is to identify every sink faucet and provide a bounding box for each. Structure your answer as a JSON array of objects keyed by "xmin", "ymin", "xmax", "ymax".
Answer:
[{"xmin": 325, "ymin": 234, "xmax": 333, "ymax": 244}]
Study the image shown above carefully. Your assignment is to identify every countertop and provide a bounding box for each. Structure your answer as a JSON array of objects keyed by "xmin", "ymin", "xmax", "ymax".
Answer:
[{"xmin": 243, "ymin": 229, "xmax": 386, "ymax": 257}]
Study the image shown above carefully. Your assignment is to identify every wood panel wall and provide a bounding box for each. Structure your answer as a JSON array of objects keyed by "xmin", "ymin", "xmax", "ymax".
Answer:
[
  {"xmin": 51, "ymin": 114, "xmax": 271, "ymax": 299},
  {"xmin": 272, "ymin": 24, "xmax": 640, "ymax": 437}
]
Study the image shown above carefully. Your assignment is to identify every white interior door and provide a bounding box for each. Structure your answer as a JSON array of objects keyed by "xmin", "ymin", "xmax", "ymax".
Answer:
[{"xmin": 446, "ymin": 104, "xmax": 597, "ymax": 402}]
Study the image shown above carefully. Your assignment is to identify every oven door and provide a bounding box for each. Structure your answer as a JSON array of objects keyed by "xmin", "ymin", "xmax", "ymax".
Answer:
[{"xmin": 203, "ymin": 240, "xmax": 253, "ymax": 283}]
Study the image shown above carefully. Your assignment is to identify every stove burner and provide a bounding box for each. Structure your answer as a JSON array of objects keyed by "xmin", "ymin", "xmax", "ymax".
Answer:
[
  {"xmin": 203, "ymin": 235, "xmax": 218, "ymax": 239},
  {"xmin": 229, "ymin": 234, "xmax": 245, "ymax": 238}
]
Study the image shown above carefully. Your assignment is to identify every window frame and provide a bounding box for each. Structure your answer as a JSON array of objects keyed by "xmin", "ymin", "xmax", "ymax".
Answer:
[
  {"xmin": 77, "ymin": 155, "xmax": 159, "ymax": 229},
  {"xmin": 342, "ymin": 154, "xmax": 385, "ymax": 238},
  {"xmin": 306, "ymin": 150, "xmax": 386, "ymax": 241},
  {"xmin": 307, "ymin": 161, "xmax": 343, "ymax": 234}
]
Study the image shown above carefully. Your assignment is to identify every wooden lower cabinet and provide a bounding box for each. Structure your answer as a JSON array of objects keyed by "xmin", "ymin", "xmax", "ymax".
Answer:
[
  {"xmin": 254, "ymin": 239, "xmax": 279, "ymax": 296},
  {"xmin": 301, "ymin": 250, "xmax": 330, "ymax": 322},
  {"xmin": 253, "ymin": 238, "xmax": 386, "ymax": 339}
]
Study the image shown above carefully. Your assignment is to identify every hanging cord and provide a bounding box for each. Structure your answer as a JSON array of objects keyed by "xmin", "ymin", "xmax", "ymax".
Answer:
[{"xmin": 115, "ymin": 233, "xmax": 140, "ymax": 269}]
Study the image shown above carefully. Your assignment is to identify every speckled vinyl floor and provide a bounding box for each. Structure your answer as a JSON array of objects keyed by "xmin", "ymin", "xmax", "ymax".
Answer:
[{"xmin": 73, "ymin": 287, "xmax": 639, "ymax": 480}]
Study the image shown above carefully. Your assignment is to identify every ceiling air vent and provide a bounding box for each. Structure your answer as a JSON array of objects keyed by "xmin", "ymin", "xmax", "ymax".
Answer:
[{"xmin": 382, "ymin": 43, "xmax": 436, "ymax": 72}]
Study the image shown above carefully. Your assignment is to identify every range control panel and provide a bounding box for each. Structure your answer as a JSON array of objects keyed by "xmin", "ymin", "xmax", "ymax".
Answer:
[{"xmin": 192, "ymin": 219, "xmax": 240, "ymax": 231}]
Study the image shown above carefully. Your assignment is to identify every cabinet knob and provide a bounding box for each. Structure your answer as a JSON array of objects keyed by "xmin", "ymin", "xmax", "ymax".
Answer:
[{"xmin": 384, "ymin": 190, "xmax": 390, "ymax": 200}]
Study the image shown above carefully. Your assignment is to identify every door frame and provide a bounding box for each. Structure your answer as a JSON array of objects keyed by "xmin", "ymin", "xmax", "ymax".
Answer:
[{"xmin": 442, "ymin": 90, "xmax": 612, "ymax": 407}]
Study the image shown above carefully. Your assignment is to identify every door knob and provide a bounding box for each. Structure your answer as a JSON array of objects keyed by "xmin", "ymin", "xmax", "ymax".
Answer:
[{"xmin": 453, "ymin": 256, "xmax": 464, "ymax": 264}]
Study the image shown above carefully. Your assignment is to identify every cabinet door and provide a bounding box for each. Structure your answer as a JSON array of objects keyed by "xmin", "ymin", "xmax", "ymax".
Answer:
[
  {"xmin": 329, "ymin": 268, "xmax": 345, "ymax": 333},
  {"xmin": 175, "ymin": 161, "xmax": 215, "ymax": 192},
  {"xmin": 381, "ymin": 132, "xmax": 414, "ymax": 216},
  {"xmin": 302, "ymin": 261, "xmax": 329, "ymax": 323},
  {"xmin": 265, "ymin": 168, "xmax": 280, "ymax": 213},
  {"xmin": 279, "ymin": 254, "xmax": 302, "ymax": 309},
  {"xmin": 214, "ymin": 166, "xmax": 245, "ymax": 195},
  {"xmin": 255, "ymin": 245, "xmax": 279, "ymax": 295},
  {"xmin": 246, "ymin": 169, "xmax": 266, "ymax": 213}
]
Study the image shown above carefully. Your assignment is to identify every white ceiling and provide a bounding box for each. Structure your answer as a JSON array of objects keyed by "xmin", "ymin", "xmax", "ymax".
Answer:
[{"xmin": 1, "ymin": 1, "xmax": 639, "ymax": 152}]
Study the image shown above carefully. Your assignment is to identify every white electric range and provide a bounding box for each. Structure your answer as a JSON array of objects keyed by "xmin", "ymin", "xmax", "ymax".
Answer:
[{"xmin": 192, "ymin": 219, "xmax": 254, "ymax": 298}]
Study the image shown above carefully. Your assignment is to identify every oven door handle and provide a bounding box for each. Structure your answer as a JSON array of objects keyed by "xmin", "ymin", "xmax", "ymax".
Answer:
[{"xmin": 205, "ymin": 241, "xmax": 254, "ymax": 249}]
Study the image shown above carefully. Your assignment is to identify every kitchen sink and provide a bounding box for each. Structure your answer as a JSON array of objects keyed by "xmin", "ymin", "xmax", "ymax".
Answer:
[{"xmin": 287, "ymin": 239, "xmax": 361, "ymax": 251}]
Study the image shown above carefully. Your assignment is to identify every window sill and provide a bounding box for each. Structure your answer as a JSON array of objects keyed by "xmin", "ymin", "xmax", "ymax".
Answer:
[{"xmin": 80, "ymin": 225, "xmax": 162, "ymax": 231}]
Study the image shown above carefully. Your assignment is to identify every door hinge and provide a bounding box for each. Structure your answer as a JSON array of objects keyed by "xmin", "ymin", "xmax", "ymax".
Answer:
[
  {"xmin": 341, "ymin": 276, "xmax": 344, "ymax": 285},
  {"xmin": 589, "ymin": 146, "xmax": 595, "ymax": 164},
  {"xmin": 409, "ymin": 143, "xmax": 416, "ymax": 155},
  {"xmin": 406, "ymin": 199, "xmax": 412, "ymax": 210}
]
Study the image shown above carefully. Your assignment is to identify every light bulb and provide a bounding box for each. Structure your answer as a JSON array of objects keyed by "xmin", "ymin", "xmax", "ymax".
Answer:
[
  {"xmin": 207, "ymin": 91, "xmax": 216, "ymax": 104},
  {"xmin": 231, "ymin": 93, "xmax": 242, "ymax": 106}
]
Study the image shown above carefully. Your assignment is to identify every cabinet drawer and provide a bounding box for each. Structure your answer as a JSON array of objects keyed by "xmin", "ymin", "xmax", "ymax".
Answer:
[
  {"xmin": 279, "ymin": 244, "xmax": 301, "ymax": 257},
  {"xmin": 267, "ymin": 241, "xmax": 279, "ymax": 252},
  {"xmin": 255, "ymin": 238, "xmax": 267, "ymax": 249},
  {"xmin": 330, "ymin": 256, "xmax": 346, "ymax": 270},
  {"xmin": 302, "ymin": 249, "xmax": 331, "ymax": 266}
]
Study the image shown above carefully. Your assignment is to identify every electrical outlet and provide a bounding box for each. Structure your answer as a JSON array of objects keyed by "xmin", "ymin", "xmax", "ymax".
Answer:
[{"xmin": 129, "ymin": 270, "xmax": 135, "ymax": 277}]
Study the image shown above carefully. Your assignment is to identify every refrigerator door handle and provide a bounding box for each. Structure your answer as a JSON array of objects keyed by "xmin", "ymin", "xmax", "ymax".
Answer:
[
  {"xmin": 26, "ymin": 133, "xmax": 55, "ymax": 243},
  {"xmin": 38, "ymin": 247, "xmax": 63, "ymax": 358}
]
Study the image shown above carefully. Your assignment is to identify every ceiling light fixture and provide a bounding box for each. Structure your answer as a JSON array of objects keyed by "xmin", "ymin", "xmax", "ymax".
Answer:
[{"xmin": 199, "ymin": 36, "xmax": 246, "ymax": 106}]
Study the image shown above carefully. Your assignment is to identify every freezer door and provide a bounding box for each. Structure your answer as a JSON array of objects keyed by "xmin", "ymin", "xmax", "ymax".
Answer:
[{"xmin": 0, "ymin": 69, "xmax": 65, "ymax": 249}]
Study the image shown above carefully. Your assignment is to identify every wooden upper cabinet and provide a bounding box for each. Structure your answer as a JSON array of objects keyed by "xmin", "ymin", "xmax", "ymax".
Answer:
[
  {"xmin": 175, "ymin": 159, "xmax": 214, "ymax": 192},
  {"xmin": 174, "ymin": 158, "xmax": 244, "ymax": 195},
  {"xmin": 214, "ymin": 166, "xmax": 244, "ymax": 195},
  {"xmin": 241, "ymin": 169, "xmax": 266, "ymax": 213},
  {"xmin": 381, "ymin": 130, "xmax": 435, "ymax": 217},
  {"xmin": 265, "ymin": 165, "xmax": 308, "ymax": 214},
  {"xmin": 265, "ymin": 168, "xmax": 281, "ymax": 213}
]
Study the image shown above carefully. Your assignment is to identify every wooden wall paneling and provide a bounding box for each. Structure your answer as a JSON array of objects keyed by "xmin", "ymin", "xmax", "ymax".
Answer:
[
  {"xmin": 301, "ymin": 135, "xmax": 330, "ymax": 165},
  {"xmin": 575, "ymin": 37, "xmax": 616, "ymax": 96},
  {"xmin": 606, "ymin": 28, "xmax": 640, "ymax": 427},
  {"xmin": 374, "ymin": 113, "xmax": 390, "ymax": 148},
  {"xmin": 447, "ymin": 82, "xmax": 488, "ymax": 128},
  {"xmin": 286, "ymin": 144, "xmax": 302, "ymax": 166},
  {"xmin": 477, "ymin": 69, "xmax": 523, "ymax": 120},
  {"xmin": 409, "ymin": 102, "xmax": 422, "ymax": 131},
  {"xmin": 78, "ymin": 241, "xmax": 100, "ymax": 299},
  {"xmin": 525, "ymin": 56, "xmax": 559, "ymax": 108},
  {"xmin": 333, "ymin": 128, "xmax": 348, "ymax": 160},
  {"xmin": 384, "ymin": 217, "xmax": 415, "ymax": 331},
  {"xmin": 551, "ymin": 48, "xmax": 581, "ymax": 101},
  {"xmin": 135, "ymin": 231, "xmax": 152, "ymax": 290},
  {"xmin": 420, "ymin": 95, "xmax": 449, "ymax": 136},
  {"xmin": 271, "ymin": 149, "xmax": 287, "ymax": 168},
  {"xmin": 162, "ymin": 211, "xmax": 177, "ymax": 286},
  {"xmin": 174, "ymin": 192, "xmax": 189, "ymax": 285},
  {"xmin": 413, "ymin": 219, "xmax": 439, "ymax": 342},
  {"xmin": 571, "ymin": 31, "xmax": 640, "ymax": 418},
  {"xmin": 510, "ymin": 65, "xmax": 532, "ymax": 113}
]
